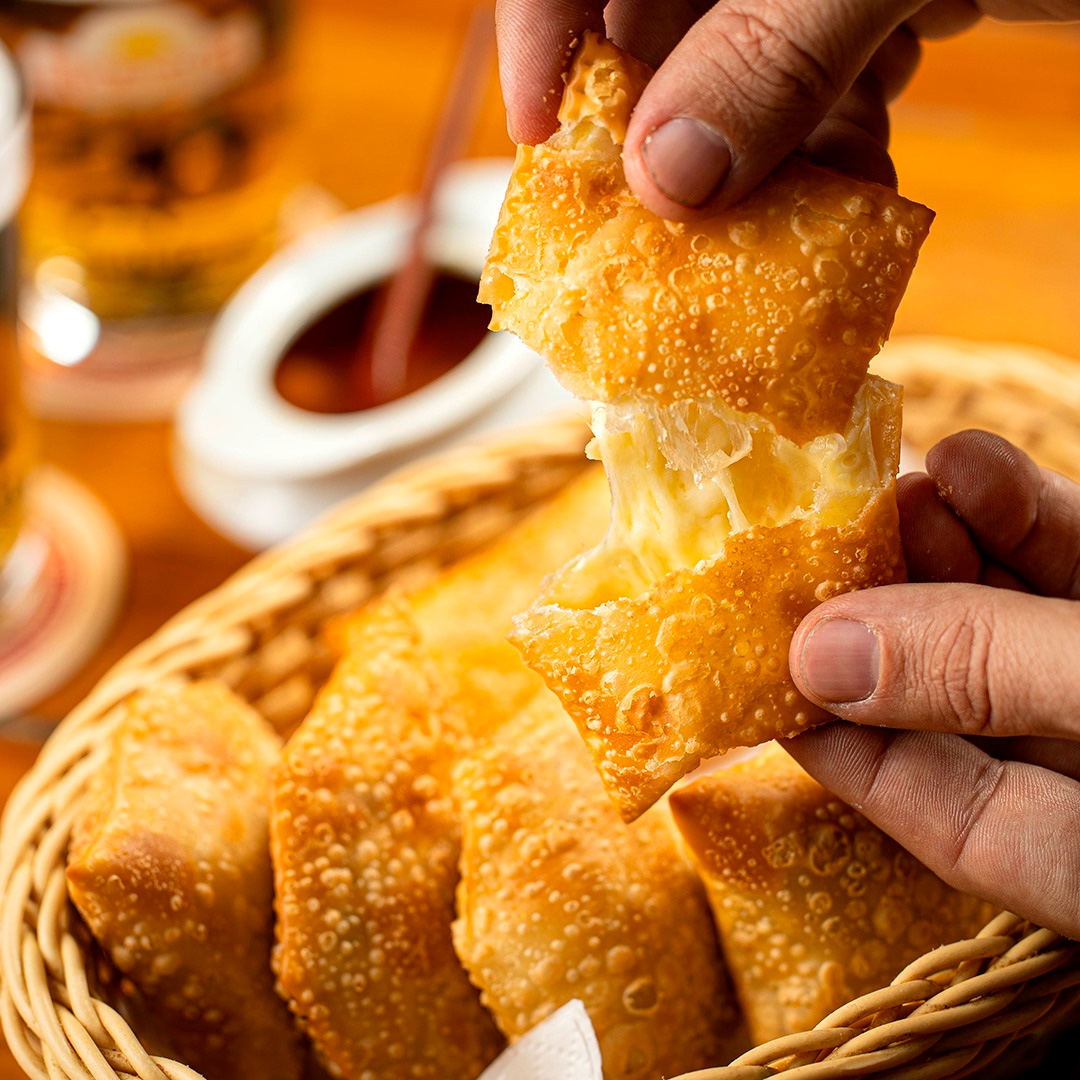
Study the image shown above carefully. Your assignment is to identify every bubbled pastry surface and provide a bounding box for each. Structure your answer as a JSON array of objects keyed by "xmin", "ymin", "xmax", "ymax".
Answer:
[
  {"xmin": 511, "ymin": 379, "xmax": 905, "ymax": 823},
  {"xmin": 452, "ymin": 690, "xmax": 747, "ymax": 1078},
  {"xmin": 65, "ymin": 681, "xmax": 303, "ymax": 1080},
  {"xmin": 670, "ymin": 745, "xmax": 997, "ymax": 1044},
  {"xmin": 479, "ymin": 33, "xmax": 933, "ymax": 445},
  {"xmin": 270, "ymin": 598, "xmax": 504, "ymax": 1080}
]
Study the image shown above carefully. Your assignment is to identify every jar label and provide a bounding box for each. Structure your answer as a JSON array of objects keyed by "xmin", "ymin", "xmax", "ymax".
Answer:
[{"xmin": 18, "ymin": 3, "xmax": 263, "ymax": 113}]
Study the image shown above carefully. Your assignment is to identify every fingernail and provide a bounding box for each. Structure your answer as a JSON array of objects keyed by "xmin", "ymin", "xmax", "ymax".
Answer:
[
  {"xmin": 800, "ymin": 619, "xmax": 880, "ymax": 704},
  {"xmin": 641, "ymin": 118, "xmax": 731, "ymax": 208}
]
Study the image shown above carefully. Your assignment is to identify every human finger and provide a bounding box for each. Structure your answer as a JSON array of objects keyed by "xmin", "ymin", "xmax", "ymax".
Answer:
[
  {"xmin": 800, "ymin": 23, "xmax": 921, "ymax": 184},
  {"xmin": 863, "ymin": 24, "xmax": 924, "ymax": 105},
  {"xmin": 784, "ymin": 722, "xmax": 1080, "ymax": 940},
  {"xmin": 610, "ymin": 5, "xmax": 917, "ymax": 192},
  {"xmin": 621, "ymin": 0, "xmax": 922, "ymax": 217},
  {"xmin": 801, "ymin": 72, "xmax": 895, "ymax": 186},
  {"xmin": 495, "ymin": 0, "xmax": 605, "ymax": 144},
  {"xmin": 926, "ymin": 430, "xmax": 1080, "ymax": 600},
  {"xmin": 897, "ymin": 472, "xmax": 1030, "ymax": 591},
  {"xmin": 897, "ymin": 472, "xmax": 983, "ymax": 583},
  {"xmin": 905, "ymin": 0, "xmax": 983, "ymax": 39},
  {"xmin": 967, "ymin": 735, "xmax": 1080, "ymax": 784},
  {"xmin": 789, "ymin": 582, "xmax": 1080, "ymax": 741},
  {"xmin": 603, "ymin": 0, "xmax": 713, "ymax": 68}
]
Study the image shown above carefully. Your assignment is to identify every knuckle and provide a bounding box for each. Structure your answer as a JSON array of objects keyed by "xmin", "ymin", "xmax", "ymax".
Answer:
[
  {"xmin": 945, "ymin": 757, "xmax": 1006, "ymax": 879},
  {"xmin": 720, "ymin": 7, "xmax": 841, "ymax": 119},
  {"xmin": 923, "ymin": 611, "xmax": 995, "ymax": 736},
  {"xmin": 851, "ymin": 735, "xmax": 892, "ymax": 811}
]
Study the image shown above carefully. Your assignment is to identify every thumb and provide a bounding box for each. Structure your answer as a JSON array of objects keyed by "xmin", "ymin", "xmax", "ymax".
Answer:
[
  {"xmin": 622, "ymin": 0, "xmax": 921, "ymax": 216},
  {"xmin": 789, "ymin": 582, "xmax": 1080, "ymax": 742}
]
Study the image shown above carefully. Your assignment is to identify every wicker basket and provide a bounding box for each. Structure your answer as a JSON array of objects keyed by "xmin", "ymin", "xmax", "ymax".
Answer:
[
  {"xmin": 1, "ymin": 413, "xmax": 1078, "ymax": 1080},
  {"xmin": 872, "ymin": 336, "xmax": 1080, "ymax": 482}
]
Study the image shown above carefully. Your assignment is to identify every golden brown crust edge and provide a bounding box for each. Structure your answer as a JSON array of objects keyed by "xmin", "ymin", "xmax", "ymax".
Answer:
[
  {"xmin": 669, "ymin": 745, "xmax": 997, "ymax": 1044},
  {"xmin": 510, "ymin": 483, "xmax": 905, "ymax": 822},
  {"xmin": 479, "ymin": 32, "xmax": 934, "ymax": 444},
  {"xmin": 271, "ymin": 598, "xmax": 504, "ymax": 1080},
  {"xmin": 66, "ymin": 681, "xmax": 303, "ymax": 1080},
  {"xmin": 452, "ymin": 689, "xmax": 747, "ymax": 1074}
]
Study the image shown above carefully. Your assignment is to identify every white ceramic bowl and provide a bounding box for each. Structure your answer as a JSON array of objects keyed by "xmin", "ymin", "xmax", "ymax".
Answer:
[{"xmin": 175, "ymin": 159, "xmax": 576, "ymax": 549}]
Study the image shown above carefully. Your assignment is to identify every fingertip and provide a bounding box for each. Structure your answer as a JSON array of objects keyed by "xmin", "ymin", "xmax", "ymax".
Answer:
[
  {"xmin": 897, "ymin": 470, "xmax": 983, "ymax": 584},
  {"xmin": 505, "ymin": 103, "xmax": 560, "ymax": 146},
  {"xmin": 802, "ymin": 118, "xmax": 897, "ymax": 189},
  {"xmin": 788, "ymin": 592, "xmax": 862, "ymax": 688},
  {"xmin": 790, "ymin": 615, "xmax": 880, "ymax": 708},
  {"xmin": 905, "ymin": 0, "xmax": 983, "ymax": 42},
  {"xmin": 780, "ymin": 719, "xmax": 845, "ymax": 763},
  {"xmin": 927, "ymin": 429, "xmax": 1040, "ymax": 496},
  {"xmin": 782, "ymin": 721, "xmax": 894, "ymax": 807},
  {"xmin": 926, "ymin": 430, "xmax": 1041, "ymax": 552},
  {"xmin": 623, "ymin": 115, "xmax": 736, "ymax": 220},
  {"xmin": 778, "ymin": 724, "xmax": 834, "ymax": 774},
  {"xmin": 896, "ymin": 470, "xmax": 930, "ymax": 505},
  {"xmin": 494, "ymin": 0, "xmax": 603, "ymax": 145}
]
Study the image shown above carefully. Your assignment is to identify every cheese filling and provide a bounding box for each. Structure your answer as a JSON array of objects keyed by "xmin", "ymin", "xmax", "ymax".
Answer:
[{"xmin": 545, "ymin": 375, "xmax": 900, "ymax": 607}]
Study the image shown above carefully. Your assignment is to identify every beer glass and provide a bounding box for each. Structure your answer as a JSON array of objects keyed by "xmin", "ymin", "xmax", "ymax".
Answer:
[
  {"xmin": 0, "ymin": 42, "xmax": 31, "ymax": 583},
  {"xmin": 0, "ymin": 0, "xmax": 292, "ymax": 418}
]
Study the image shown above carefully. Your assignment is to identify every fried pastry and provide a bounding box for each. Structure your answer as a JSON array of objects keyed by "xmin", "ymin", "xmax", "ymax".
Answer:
[
  {"xmin": 453, "ymin": 689, "xmax": 747, "ymax": 1078},
  {"xmin": 66, "ymin": 680, "xmax": 303, "ymax": 1080},
  {"xmin": 487, "ymin": 34, "xmax": 926, "ymax": 820},
  {"xmin": 272, "ymin": 598, "xmax": 504, "ymax": 1080},
  {"xmin": 335, "ymin": 464, "xmax": 610, "ymax": 735},
  {"xmin": 669, "ymin": 744, "xmax": 996, "ymax": 1044},
  {"xmin": 480, "ymin": 33, "xmax": 933, "ymax": 445},
  {"xmin": 513, "ymin": 376, "xmax": 905, "ymax": 820},
  {"xmin": 271, "ymin": 469, "xmax": 611, "ymax": 1079}
]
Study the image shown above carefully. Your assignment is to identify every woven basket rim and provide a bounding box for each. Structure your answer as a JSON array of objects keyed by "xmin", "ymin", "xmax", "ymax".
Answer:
[{"xmin": 1, "ymin": 412, "xmax": 1077, "ymax": 1080}]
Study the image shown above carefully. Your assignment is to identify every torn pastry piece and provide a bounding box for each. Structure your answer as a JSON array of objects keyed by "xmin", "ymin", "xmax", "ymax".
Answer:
[
  {"xmin": 66, "ymin": 680, "xmax": 303, "ymax": 1080},
  {"xmin": 669, "ymin": 744, "xmax": 996, "ymax": 1044},
  {"xmin": 479, "ymin": 32, "xmax": 934, "ymax": 445},
  {"xmin": 271, "ymin": 470, "xmax": 610, "ymax": 1080},
  {"xmin": 452, "ymin": 689, "xmax": 747, "ymax": 1079},
  {"xmin": 513, "ymin": 375, "xmax": 905, "ymax": 820},
  {"xmin": 493, "ymin": 33, "xmax": 921, "ymax": 821},
  {"xmin": 271, "ymin": 598, "xmax": 504, "ymax": 1080}
]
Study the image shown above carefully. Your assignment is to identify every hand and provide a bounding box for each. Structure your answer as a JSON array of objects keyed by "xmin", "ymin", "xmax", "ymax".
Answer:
[
  {"xmin": 496, "ymin": 1, "xmax": 1080, "ymax": 219},
  {"xmin": 785, "ymin": 430, "xmax": 1080, "ymax": 940}
]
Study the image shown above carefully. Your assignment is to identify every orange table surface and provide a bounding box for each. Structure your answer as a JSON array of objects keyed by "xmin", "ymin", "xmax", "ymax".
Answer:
[{"xmin": 1, "ymin": 4, "xmax": 1079, "ymax": 1077}]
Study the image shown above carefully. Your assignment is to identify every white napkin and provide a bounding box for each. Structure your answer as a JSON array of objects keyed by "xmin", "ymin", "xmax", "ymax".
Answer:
[{"xmin": 477, "ymin": 1000, "xmax": 602, "ymax": 1080}]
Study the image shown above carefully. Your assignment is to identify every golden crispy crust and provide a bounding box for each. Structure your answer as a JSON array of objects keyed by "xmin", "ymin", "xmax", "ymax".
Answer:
[
  {"xmin": 330, "ymin": 466, "xmax": 609, "ymax": 667},
  {"xmin": 511, "ymin": 480, "xmax": 905, "ymax": 822},
  {"xmin": 452, "ymin": 690, "xmax": 746, "ymax": 1077},
  {"xmin": 66, "ymin": 681, "xmax": 302, "ymax": 1080},
  {"xmin": 271, "ymin": 599, "xmax": 504, "ymax": 1080},
  {"xmin": 479, "ymin": 33, "xmax": 933, "ymax": 444},
  {"xmin": 669, "ymin": 745, "xmax": 996, "ymax": 1044},
  {"xmin": 271, "ymin": 471, "xmax": 612, "ymax": 1078}
]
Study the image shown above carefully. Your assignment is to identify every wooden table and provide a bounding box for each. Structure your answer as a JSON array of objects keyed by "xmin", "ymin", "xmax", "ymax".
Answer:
[{"xmin": 1, "ymin": 3, "xmax": 1079, "ymax": 1077}]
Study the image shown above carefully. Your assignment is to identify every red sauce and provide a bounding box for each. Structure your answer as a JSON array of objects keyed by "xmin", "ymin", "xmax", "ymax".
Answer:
[{"xmin": 273, "ymin": 272, "xmax": 492, "ymax": 414}]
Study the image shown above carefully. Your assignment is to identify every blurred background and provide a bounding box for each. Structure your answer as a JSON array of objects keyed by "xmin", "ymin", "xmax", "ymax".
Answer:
[{"xmin": 0, "ymin": 2, "xmax": 1077, "ymax": 1073}]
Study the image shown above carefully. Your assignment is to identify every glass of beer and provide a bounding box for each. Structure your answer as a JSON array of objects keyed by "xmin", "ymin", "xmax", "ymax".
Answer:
[
  {"xmin": 0, "ymin": 0, "xmax": 293, "ymax": 420},
  {"xmin": 0, "ymin": 41, "xmax": 32, "ymax": 583}
]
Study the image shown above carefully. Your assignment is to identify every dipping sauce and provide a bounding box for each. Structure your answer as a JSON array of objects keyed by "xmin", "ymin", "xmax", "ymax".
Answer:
[{"xmin": 274, "ymin": 272, "xmax": 492, "ymax": 414}]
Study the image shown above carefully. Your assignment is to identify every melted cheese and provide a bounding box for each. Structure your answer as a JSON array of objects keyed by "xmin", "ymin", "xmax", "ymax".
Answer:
[{"xmin": 547, "ymin": 376, "xmax": 899, "ymax": 607}]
